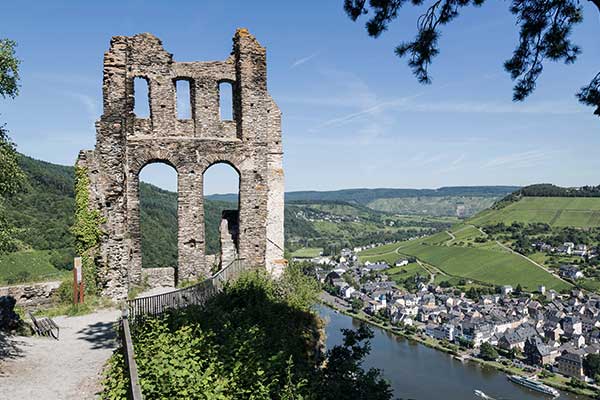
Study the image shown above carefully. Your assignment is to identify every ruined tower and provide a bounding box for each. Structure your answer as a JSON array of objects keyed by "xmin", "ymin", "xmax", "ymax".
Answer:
[{"xmin": 77, "ymin": 30, "xmax": 285, "ymax": 299}]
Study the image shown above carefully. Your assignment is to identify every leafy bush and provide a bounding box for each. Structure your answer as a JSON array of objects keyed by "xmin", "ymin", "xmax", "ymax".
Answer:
[
  {"xmin": 102, "ymin": 267, "xmax": 392, "ymax": 400},
  {"xmin": 49, "ymin": 247, "xmax": 75, "ymax": 270},
  {"xmin": 479, "ymin": 342, "xmax": 499, "ymax": 361},
  {"xmin": 54, "ymin": 277, "xmax": 73, "ymax": 304},
  {"xmin": 72, "ymin": 167, "xmax": 104, "ymax": 295}
]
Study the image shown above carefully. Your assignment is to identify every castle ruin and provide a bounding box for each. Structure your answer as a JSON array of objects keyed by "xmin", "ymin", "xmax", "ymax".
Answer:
[{"xmin": 77, "ymin": 29, "xmax": 285, "ymax": 299}]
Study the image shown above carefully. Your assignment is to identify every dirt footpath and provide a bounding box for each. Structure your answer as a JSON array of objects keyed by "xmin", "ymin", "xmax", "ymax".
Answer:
[{"xmin": 0, "ymin": 308, "xmax": 119, "ymax": 399}]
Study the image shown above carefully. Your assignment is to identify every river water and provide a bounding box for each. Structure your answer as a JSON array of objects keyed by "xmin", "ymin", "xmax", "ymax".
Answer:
[{"xmin": 319, "ymin": 306, "xmax": 589, "ymax": 400}]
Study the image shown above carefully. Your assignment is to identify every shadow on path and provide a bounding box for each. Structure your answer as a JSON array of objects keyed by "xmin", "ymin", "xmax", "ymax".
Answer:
[
  {"xmin": 0, "ymin": 332, "xmax": 27, "ymax": 360},
  {"xmin": 0, "ymin": 332, "xmax": 28, "ymax": 377},
  {"xmin": 76, "ymin": 321, "xmax": 117, "ymax": 350}
]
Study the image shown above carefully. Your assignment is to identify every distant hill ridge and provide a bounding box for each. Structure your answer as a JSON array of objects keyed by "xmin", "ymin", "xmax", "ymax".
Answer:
[
  {"xmin": 508, "ymin": 183, "xmax": 600, "ymax": 199},
  {"xmin": 207, "ymin": 185, "xmax": 520, "ymax": 204}
]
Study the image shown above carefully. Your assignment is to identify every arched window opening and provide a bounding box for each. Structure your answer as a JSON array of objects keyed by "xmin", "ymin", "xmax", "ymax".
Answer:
[
  {"xmin": 139, "ymin": 163, "xmax": 178, "ymax": 275},
  {"xmin": 133, "ymin": 77, "xmax": 150, "ymax": 118},
  {"xmin": 203, "ymin": 163, "xmax": 240, "ymax": 272},
  {"xmin": 219, "ymin": 81, "xmax": 233, "ymax": 121},
  {"xmin": 175, "ymin": 79, "xmax": 192, "ymax": 120}
]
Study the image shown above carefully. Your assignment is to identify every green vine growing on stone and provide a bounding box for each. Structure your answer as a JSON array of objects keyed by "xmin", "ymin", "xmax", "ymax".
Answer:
[{"xmin": 72, "ymin": 166, "xmax": 105, "ymax": 295}]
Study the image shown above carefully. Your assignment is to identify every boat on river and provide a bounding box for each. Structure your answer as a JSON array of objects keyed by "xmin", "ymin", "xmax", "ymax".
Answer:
[
  {"xmin": 474, "ymin": 389, "xmax": 496, "ymax": 399},
  {"xmin": 507, "ymin": 375, "xmax": 560, "ymax": 397}
]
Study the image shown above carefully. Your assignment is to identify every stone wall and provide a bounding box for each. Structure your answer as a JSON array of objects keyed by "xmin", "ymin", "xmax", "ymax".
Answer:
[
  {"xmin": 0, "ymin": 281, "xmax": 61, "ymax": 308},
  {"xmin": 220, "ymin": 210, "xmax": 239, "ymax": 269},
  {"xmin": 77, "ymin": 29, "xmax": 285, "ymax": 299},
  {"xmin": 141, "ymin": 267, "xmax": 175, "ymax": 289}
]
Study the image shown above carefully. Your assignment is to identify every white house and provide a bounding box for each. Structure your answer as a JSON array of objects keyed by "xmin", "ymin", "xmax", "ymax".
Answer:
[
  {"xmin": 395, "ymin": 259, "xmax": 409, "ymax": 267},
  {"xmin": 501, "ymin": 285, "xmax": 513, "ymax": 296},
  {"xmin": 341, "ymin": 286, "xmax": 356, "ymax": 299}
]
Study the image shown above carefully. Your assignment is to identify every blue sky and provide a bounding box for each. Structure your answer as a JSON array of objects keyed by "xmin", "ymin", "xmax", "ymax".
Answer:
[{"xmin": 1, "ymin": 0, "xmax": 599, "ymax": 194}]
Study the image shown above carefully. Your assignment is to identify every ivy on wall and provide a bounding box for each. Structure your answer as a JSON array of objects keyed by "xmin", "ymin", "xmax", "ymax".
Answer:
[{"xmin": 72, "ymin": 166, "xmax": 104, "ymax": 295}]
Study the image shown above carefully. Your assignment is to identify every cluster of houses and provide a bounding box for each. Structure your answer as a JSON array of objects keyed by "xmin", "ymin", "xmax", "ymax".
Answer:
[
  {"xmin": 560, "ymin": 264, "xmax": 586, "ymax": 280},
  {"xmin": 318, "ymin": 248, "xmax": 600, "ymax": 382},
  {"xmin": 533, "ymin": 241, "xmax": 597, "ymax": 258},
  {"xmin": 294, "ymin": 208, "xmax": 360, "ymax": 224}
]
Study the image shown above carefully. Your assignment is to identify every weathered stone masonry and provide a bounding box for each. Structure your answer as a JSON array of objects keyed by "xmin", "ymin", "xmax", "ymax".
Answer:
[{"xmin": 77, "ymin": 30, "xmax": 285, "ymax": 299}]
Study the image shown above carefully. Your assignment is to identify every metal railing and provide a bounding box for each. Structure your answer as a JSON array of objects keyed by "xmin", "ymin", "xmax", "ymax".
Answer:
[
  {"xmin": 126, "ymin": 258, "xmax": 246, "ymax": 322},
  {"xmin": 120, "ymin": 312, "xmax": 143, "ymax": 400},
  {"xmin": 119, "ymin": 258, "xmax": 247, "ymax": 399}
]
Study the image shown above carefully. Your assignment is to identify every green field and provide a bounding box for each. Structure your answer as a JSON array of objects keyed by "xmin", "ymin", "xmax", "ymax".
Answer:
[
  {"xmin": 0, "ymin": 250, "xmax": 69, "ymax": 285},
  {"xmin": 359, "ymin": 224, "xmax": 570, "ymax": 291},
  {"xmin": 469, "ymin": 197, "xmax": 600, "ymax": 228},
  {"xmin": 290, "ymin": 247, "xmax": 323, "ymax": 258},
  {"xmin": 367, "ymin": 196, "xmax": 498, "ymax": 217},
  {"xmin": 386, "ymin": 263, "xmax": 429, "ymax": 285}
]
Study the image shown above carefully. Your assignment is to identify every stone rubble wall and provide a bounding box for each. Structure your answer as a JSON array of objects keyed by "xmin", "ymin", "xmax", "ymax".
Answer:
[
  {"xmin": 77, "ymin": 29, "xmax": 285, "ymax": 299},
  {"xmin": 0, "ymin": 281, "xmax": 62, "ymax": 308},
  {"xmin": 220, "ymin": 210, "xmax": 240, "ymax": 269},
  {"xmin": 141, "ymin": 268, "xmax": 175, "ymax": 289}
]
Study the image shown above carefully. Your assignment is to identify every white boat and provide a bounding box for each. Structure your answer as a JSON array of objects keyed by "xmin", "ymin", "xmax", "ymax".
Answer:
[
  {"xmin": 474, "ymin": 389, "xmax": 495, "ymax": 399},
  {"xmin": 507, "ymin": 375, "xmax": 560, "ymax": 398}
]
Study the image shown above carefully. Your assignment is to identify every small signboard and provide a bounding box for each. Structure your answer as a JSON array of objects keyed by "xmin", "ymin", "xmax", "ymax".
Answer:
[
  {"xmin": 73, "ymin": 257, "xmax": 84, "ymax": 304},
  {"xmin": 74, "ymin": 257, "xmax": 82, "ymax": 283}
]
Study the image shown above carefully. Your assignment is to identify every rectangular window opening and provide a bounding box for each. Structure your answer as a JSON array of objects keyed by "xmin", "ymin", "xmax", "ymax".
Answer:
[
  {"xmin": 176, "ymin": 79, "xmax": 192, "ymax": 120},
  {"xmin": 219, "ymin": 81, "xmax": 233, "ymax": 121},
  {"xmin": 133, "ymin": 77, "xmax": 150, "ymax": 118}
]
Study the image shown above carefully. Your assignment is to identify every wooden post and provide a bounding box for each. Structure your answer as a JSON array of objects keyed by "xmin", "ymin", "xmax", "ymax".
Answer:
[{"xmin": 73, "ymin": 257, "xmax": 84, "ymax": 304}]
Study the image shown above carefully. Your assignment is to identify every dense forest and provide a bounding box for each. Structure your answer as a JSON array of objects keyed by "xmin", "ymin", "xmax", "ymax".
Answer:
[
  {"xmin": 494, "ymin": 184, "xmax": 600, "ymax": 210},
  {"xmin": 512, "ymin": 184, "xmax": 600, "ymax": 199},
  {"xmin": 0, "ymin": 155, "xmax": 529, "ymax": 280},
  {"xmin": 2, "ymin": 154, "xmax": 235, "ymax": 271}
]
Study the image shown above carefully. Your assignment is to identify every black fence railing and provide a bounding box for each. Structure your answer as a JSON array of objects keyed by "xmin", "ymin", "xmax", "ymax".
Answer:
[
  {"xmin": 119, "ymin": 258, "xmax": 247, "ymax": 399},
  {"xmin": 126, "ymin": 258, "xmax": 246, "ymax": 323}
]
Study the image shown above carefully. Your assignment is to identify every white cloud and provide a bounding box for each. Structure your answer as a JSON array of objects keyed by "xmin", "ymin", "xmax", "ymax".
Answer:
[
  {"xmin": 290, "ymin": 51, "xmax": 320, "ymax": 69},
  {"xmin": 484, "ymin": 149, "xmax": 556, "ymax": 169},
  {"xmin": 62, "ymin": 91, "xmax": 100, "ymax": 123}
]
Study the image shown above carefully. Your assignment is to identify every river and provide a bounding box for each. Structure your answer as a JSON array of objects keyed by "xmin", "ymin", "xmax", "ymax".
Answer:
[{"xmin": 319, "ymin": 306, "xmax": 589, "ymax": 400}]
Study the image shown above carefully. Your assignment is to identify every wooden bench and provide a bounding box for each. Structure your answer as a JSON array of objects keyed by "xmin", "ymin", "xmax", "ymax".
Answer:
[{"xmin": 28, "ymin": 312, "xmax": 59, "ymax": 340}]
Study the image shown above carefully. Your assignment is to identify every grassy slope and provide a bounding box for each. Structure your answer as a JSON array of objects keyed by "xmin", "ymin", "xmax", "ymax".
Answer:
[
  {"xmin": 360, "ymin": 224, "xmax": 569, "ymax": 291},
  {"xmin": 362, "ymin": 196, "xmax": 600, "ymax": 291},
  {"xmin": 290, "ymin": 247, "xmax": 323, "ymax": 258},
  {"xmin": 0, "ymin": 155, "xmax": 236, "ymax": 281},
  {"xmin": 367, "ymin": 196, "xmax": 497, "ymax": 217},
  {"xmin": 469, "ymin": 197, "xmax": 600, "ymax": 228},
  {"xmin": 0, "ymin": 250, "xmax": 69, "ymax": 284}
]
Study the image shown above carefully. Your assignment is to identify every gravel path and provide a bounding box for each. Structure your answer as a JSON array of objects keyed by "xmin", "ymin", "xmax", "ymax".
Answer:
[{"xmin": 0, "ymin": 308, "xmax": 119, "ymax": 399}]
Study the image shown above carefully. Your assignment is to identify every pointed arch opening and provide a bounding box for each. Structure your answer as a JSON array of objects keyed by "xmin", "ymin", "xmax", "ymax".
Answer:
[
  {"xmin": 203, "ymin": 162, "xmax": 240, "ymax": 273},
  {"xmin": 138, "ymin": 162, "xmax": 178, "ymax": 279}
]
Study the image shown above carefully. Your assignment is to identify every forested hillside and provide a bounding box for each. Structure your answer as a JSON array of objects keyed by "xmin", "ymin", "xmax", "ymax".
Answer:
[
  {"xmin": 0, "ymin": 155, "xmax": 234, "ymax": 282},
  {"xmin": 209, "ymin": 186, "xmax": 518, "ymax": 217},
  {"xmin": 209, "ymin": 185, "xmax": 518, "ymax": 204},
  {"xmin": 1, "ymin": 154, "xmax": 511, "ymax": 284}
]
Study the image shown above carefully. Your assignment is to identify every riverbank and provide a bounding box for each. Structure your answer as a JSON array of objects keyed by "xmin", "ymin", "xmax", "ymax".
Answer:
[{"xmin": 319, "ymin": 292, "xmax": 597, "ymax": 399}]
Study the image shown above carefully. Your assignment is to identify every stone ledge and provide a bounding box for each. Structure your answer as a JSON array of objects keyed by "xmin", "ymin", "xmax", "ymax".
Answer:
[{"xmin": 0, "ymin": 281, "xmax": 62, "ymax": 308}]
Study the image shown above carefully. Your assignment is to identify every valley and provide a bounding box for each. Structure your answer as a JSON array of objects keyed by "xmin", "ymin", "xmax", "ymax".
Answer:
[{"xmin": 0, "ymin": 154, "xmax": 516, "ymax": 285}]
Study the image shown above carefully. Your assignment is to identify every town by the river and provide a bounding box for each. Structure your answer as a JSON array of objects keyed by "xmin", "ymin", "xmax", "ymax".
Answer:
[{"xmin": 320, "ymin": 305, "xmax": 590, "ymax": 400}]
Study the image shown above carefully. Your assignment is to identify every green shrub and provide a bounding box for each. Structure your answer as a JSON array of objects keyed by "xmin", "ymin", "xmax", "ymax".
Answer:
[
  {"xmin": 72, "ymin": 167, "xmax": 104, "ymax": 295},
  {"xmin": 54, "ymin": 277, "xmax": 73, "ymax": 304},
  {"xmin": 49, "ymin": 248, "xmax": 75, "ymax": 270},
  {"xmin": 102, "ymin": 269, "xmax": 391, "ymax": 400}
]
